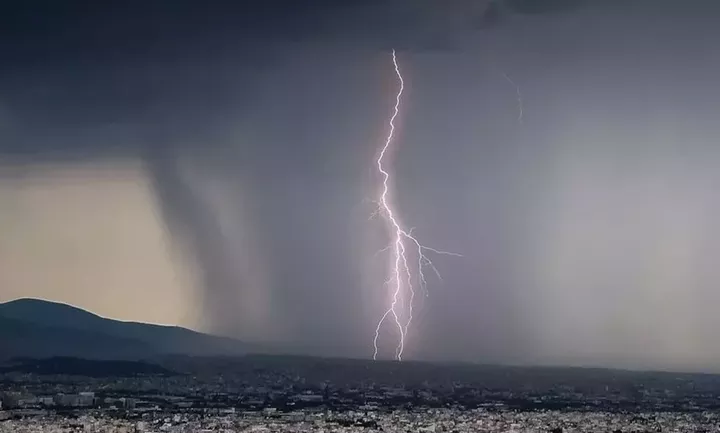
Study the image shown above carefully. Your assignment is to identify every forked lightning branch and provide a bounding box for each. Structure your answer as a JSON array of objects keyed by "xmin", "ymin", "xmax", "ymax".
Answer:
[{"xmin": 371, "ymin": 49, "xmax": 461, "ymax": 362}]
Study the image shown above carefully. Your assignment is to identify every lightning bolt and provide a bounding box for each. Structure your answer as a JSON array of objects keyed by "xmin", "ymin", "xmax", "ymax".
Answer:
[
  {"xmin": 371, "ymin": 49, "xmax": 461, "ymax": 362},
  {"xmin": 501, "ymin": 71, "xmax": 524, "ymax": 124}
]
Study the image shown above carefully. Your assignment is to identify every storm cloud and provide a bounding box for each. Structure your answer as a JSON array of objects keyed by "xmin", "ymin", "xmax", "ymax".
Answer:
[{"xmin": 3, "ymin": 0, "xmax": 720, "ymax": 371}]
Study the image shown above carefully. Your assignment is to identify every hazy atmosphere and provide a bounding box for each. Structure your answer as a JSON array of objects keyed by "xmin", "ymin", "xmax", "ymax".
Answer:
[{"xmin": 2, "ymin": 0, "xmax": 720, "ymax": 371}]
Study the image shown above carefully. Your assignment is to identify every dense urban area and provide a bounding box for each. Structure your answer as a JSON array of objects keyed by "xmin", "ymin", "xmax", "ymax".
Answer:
[{"xmin": 2, "ymin": 355, "xmax": 720, "ymax": 432}]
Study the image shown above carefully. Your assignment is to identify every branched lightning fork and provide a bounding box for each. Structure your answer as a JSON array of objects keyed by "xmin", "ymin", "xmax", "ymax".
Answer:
[{"xmin": 371, "ymin": 49, "xmax": 461, "ymax": 362}]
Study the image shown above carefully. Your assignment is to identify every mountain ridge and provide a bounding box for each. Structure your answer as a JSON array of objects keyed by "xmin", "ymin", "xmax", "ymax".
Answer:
[{"xmin": 0, "ymin": 298, "xmax": 255, "ymax": 360}]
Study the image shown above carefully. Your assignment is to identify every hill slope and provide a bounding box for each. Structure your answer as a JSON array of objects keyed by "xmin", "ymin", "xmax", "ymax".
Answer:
[
  {"xmin": 0, "ymin": 356, "xmax": 177, "ymax": 377},
  {"xmin": 0, "ymin": 298, "xmax": 253, "ymax": 360}
]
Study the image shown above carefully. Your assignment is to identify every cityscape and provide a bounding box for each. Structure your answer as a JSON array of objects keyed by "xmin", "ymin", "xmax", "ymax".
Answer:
[{"xmin": 2, "ymin": 355, "xmax": 720, "ymax": 432}]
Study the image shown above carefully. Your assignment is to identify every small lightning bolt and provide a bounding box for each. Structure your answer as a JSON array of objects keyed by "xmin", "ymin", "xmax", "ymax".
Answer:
[
  {"xmin": 371, "ymin": 49, "xmax": 461, "ymax": 362},
  {"xmin": 501, "ymin": 71, "xmax": 524, "ymax": 124}
]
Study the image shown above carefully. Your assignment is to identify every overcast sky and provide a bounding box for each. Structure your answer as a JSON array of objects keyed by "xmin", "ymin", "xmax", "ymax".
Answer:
[{"xmin": 2, "ymin": 0, "xmax": 720, "ymax": 372}]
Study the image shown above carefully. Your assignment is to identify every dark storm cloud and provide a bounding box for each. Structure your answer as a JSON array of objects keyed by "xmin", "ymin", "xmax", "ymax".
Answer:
[
  {"xmin": 5, "ymin": 0, "xmax": 720, "ymax": 371},
  {"xmin": 505, "ymin": 0, "xmax": 585, "ymax": 15},
  {"xmin": 0, "ymin": 0, "xmax": 495, "ymax": 352}
]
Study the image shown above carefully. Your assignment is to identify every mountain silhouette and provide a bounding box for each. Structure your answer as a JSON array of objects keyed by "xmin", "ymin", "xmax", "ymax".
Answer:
[{"xmin": 0, "ymin": 298, "xmax": 255, "ymax": 360}]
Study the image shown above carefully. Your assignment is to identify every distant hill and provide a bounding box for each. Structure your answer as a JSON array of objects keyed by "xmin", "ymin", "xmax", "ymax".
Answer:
[
  {"xmin": 0, "ymin": 356, "xmax": 177, "ymax": 377},
  {"xmin": 0, "ymin": 298, "xmax": 255, "ymax": 360}
]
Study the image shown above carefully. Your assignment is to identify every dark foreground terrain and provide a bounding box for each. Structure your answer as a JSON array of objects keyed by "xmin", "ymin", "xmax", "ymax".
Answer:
[{"xmin": 2, "ymin": 355, "xmax": 720, "ymax": 431}]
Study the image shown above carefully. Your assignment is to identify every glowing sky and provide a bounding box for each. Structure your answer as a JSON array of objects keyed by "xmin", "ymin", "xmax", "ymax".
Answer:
[{"xmin": 0, "ymin": 161, "xmax": 198, "ymax": 326}]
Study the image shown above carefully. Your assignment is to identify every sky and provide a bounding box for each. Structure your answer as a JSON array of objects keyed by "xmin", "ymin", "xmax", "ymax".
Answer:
[{"xmin": 2, "ymin": 0, "xmax": 720, "ymax": 371}]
